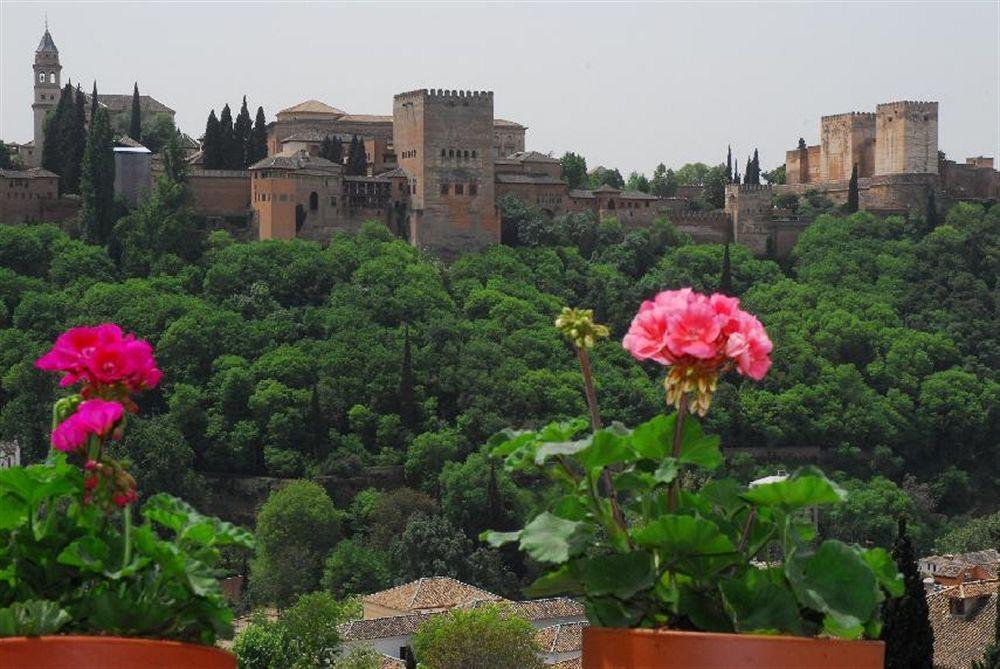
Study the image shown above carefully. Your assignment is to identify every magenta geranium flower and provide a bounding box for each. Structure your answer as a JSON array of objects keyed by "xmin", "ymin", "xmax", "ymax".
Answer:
[
  {"xmin": 622, "ymin": 288, "xmax": 772, "ymax": 414},
  {"xmin": 36, "ymin": 323, "xmax": 161, "ymax": 394},
  {"xmin": 51, "ymin": 399, "xmax": 124, "ymax": 453}
]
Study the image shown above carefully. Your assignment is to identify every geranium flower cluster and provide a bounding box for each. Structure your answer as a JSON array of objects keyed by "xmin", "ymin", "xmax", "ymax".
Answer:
[
  {"xmin": 622, "ymin": 288, "xmax": 772, "ymax": 415},
  {"xmin": 36, "ymin": 324, "xmax": 161, "ymax": 508}
]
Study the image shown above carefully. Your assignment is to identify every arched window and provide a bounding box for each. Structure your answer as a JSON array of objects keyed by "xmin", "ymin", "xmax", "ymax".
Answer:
[
  {"xmin": 49, "ymin": 72, "xmax": 55, "ymax": 83},
  {"xmin": 472, "ymin": 150, "xmax": 476, "ymax": 158},
  {"xmin": 441, "ymin": 149, "xmax": 446, "ymax": 157},
  {"xmin": 448, "ymin": 149, "xmax": 454, "ymax": 157},
  {"xmin": 38, "ymin": 72, "xmax": 45, "ymax": 83},
  {"xmin": 608, "ymin": 200, "xmax": 616, "ymax": 210},
  {"xmin": 295, "ymin": 205, "xmax": 306, "ymax": 232},
  {"xmin": 464, "ymin": 150, "xmax": 469, "ymax": 158},
  {"xmin": 309, "ymin": 192, "xmax": 318, "ymax": 211}
]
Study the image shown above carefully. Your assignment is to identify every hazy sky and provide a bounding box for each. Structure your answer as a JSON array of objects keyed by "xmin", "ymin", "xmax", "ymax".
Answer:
[{"xmin": 2, "ymin": 1, "xmax": 998, "ymax": 175}]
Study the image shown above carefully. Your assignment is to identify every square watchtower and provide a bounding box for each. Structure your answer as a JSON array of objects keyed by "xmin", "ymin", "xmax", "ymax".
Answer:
[{"xmin": 393, "ymin": 89, "xmax": 499, "ymax": 257}]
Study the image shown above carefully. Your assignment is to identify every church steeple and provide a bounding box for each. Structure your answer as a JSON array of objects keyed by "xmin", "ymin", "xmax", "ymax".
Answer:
[{"xmin": 30, "ymin": 21, "xmax": 62, "ymax": 167}]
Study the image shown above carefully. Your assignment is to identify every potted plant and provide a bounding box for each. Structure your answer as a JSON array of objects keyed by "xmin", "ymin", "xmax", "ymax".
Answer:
[
  {"xmin": 0, "ymin": 324, "xmax": 253, "ymax": 668},
  {"xmin": 484, "ymin": 293, "xmax": 903, "ymax": 668}
]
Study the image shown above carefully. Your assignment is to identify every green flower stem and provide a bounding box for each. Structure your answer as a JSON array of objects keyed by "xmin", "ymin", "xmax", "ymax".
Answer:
[
  {"xmin": 122, "ymin": 503, "xmax": 133, "ymax": 567},
  {"xmin": 667, "ymin": 393, "xmax": 688, "ymax": 511},
  {"xmin": 576, "ymin": 345, "xmax": 631, "ymax": 548}
]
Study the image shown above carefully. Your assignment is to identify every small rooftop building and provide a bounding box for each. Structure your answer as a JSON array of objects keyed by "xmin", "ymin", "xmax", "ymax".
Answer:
[
  {"xmin": 927, "ymin": 579, "xmax": 997, "ymax": 669},
  {"xmin": 113, "ymin": 146, "xmax": 153, "ymax": 207}
]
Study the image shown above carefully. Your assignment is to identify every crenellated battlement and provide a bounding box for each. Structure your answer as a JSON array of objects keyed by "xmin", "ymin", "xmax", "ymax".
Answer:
[
  {"xmin": 394, "ymin": 89, "xmax": 494, "ymax": 104},
  {"xmin": 876, "ymin": 100, "xmax": 938, "ymax": 112},
  {"xmin": 727, "ymin": 183, "xmax": 772, "ymax": 194},
  {"xmin": 821, "ymin": 111, "xmax": 876, "ymax": 122},
  {"xmin": 672, "ymin": 210, "xmax": 731, "ymax": 223}
]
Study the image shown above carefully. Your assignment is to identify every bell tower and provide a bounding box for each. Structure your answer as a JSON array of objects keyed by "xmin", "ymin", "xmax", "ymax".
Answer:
[{"xmin": 31, "ymin": 20, "xmax": 62, "ymax": 167}]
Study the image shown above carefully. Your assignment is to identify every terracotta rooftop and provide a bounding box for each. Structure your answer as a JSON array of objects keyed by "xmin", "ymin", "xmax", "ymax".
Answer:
[
  {"xmin": 339, "ymin": 114, "xmax": 393, "ymax": 124},
  {"xmin": 548, "ymin": 659, "xmax": 582, "ymax": 669},
  {"xmin": 592, "ymin": 183, "xmax": 622, "ymax": 193},
  {"xmin": 535, "ymin": 622, "xmax": 587, "ymax": 654},
  {"xmin": 506, "ymin": 150, "xmax": 560, "ymax": 164},
  {"xmin": 363, "ymin": 577, "xmax": 502, "ymax": 615},
  {"xmin": 928, "ymin": 579, "xmax": 997, "ymax": 669},
  {"xmin": 379, "ymin": 655, "xmax": 405, "ymax": 669},
  {"xmin": 277, "ymin": 99, "xmax": 347, "ymax": 118},
  {"xmin": 339, "ymin": 612, "xmax": 431, "ymax": 641},
  {"xmin": 458, "ymin": 597, "xmax": 586, "ymax": 622},
  {"xmin": 0, "ymin": 167, "xmax": 58, "ymax": 179},
  {"xmin": 924, "ymin": 550, "xmax": 1000, "ymax": 578},
  {"xmin": 90, "ymin": 94, "xmax": 174, "ymax": 116},
  {"xmin": 620, "ymin": 190, "xmax": 661, "ymax": 200},
  {"xmin": 249, "ymin": 150, "xmax": 341, "ymax": 175}
]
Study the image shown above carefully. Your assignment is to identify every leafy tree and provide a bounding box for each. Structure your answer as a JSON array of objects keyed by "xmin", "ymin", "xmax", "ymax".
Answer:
[
  {"xmin": 321, "ymin": 539, "xmax": 392, "ymax": 598},
  {"xmin": 439, "ymin": 451, "xmax": 524, "ymax": 539},
  {"xmin": 250, "ymin": 481, "xmax": 342, "ymax": 606},
  {"xmin": 392, "ymin": 512, "xmax": 471, "ymax": 580},
  {"xmin": 763, "ymin": 164, "xmax": 786, "ymax": 185},
  {"xmin": 282, "ymin": 591, "xmax": 346, "ymax": 669},
  {"xmin": 412, "ymin": 604, "xmax": 543, "ymax": 669},
  {"xmin": 248, "ymin": 106, "xmax": 269, "ymax": 166},
  {"xmin": 590, "ymin": 166, "xmax": 624, "ymax": 189},
  {"xmin": 649, "ymin": 163, "xmax": 677, "ymax": 197},
  {"xmin": 626, "ymin": 171, "xmax": 650, "ymax": 193},
  {"xmin": 79, "ymin": 107, "xmax": 116, "ymax": 245},
  {"xmin": 846, "ymin": 163, "xmax": 859, "ymax": 213},
  {"xmin": 234, "ymin": 96, "xmax": 253, "ymax": 168},
  {"xmin": 935, "ymin": 512, "xmax": 1000, "ymax": 553},
  {"xmin": 140, "ymin": 113, "xmax": 177, "ymax": 154},
  {"xmin": 335, "ymin": 646, "xmax": 383, "ymax": 669},
  {"xmin": 129, "ymin": 82, "xmax": 142, "ymax": 141},
  {"xmin": 404, "ymin": 428, "xmax": 462, "ymax": 495},
  {"xmin": 232, "ymin": 612, "xmax": 292, "ymax": 669},
  {"xmin": 882, "ymin": 517, "xmax": 934, "ymax": 669},
  {"xmin": 367, "ymin": 487, "xmax": 439, "ymax": 551},
  {"xmin": 560, "ymin": 151, "xmax": 587, "ymax": 189},
  {"xmin": 674, "ymin": 162, "xmax": 710, "ymax": 186},
  {"xmin": 701, "ymin": 164, "xmax": 728, "ymax": 209},
  {"xmin": 203, "ymin": 109, "xmax": 222, "ymax": 169},
  {"xmin": 0, "ymin": 140, "xmax": 20, "ymax": 169}
]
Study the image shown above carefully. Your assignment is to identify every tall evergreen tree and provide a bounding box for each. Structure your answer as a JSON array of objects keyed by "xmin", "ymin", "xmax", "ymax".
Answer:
[
  {"xmin": 744, "ymin": 155, "xmax": 753, "ymax": 186},
  {"xmin": 233, "ymin": 96, "xmax": 252, "ymax": 168},
  {"xmin": 128, "ymin": 82, "xmax": 142, "ymax": 142},
  {"xmin": 882, "ymin": 517, "xmax": 934, "ymax": 669},
  {"xmin": 202, "ymin": 110, "xmax": 222, "ymax": 170},
  {"xmin": 726, "ymin": 145, "xmax": 733, "ymax": 184},
  {"xmin": 846, "ymin": 163, "xmax": 860, "ymax": 213},
  {"xmin": 80, "ymin": 108, "xmax": 116, "ymax": 245},
  {"xmin": 218, "ymin": 104, "xmax": 236, "ymax": 169},
  {"xmin": 162, "ymin": 131, "xmax": 188, "ymax": 184},
  {"xmin": 41, "ymin": 82, "xmax": 74, "ymax": 179},
  {"xmin": 924, "ymin": 189, "xmax": 939, "ymax": 233},
  {"xmin": 61, "ymin": 87, "xmax": 87, "ymax": 194},
  {"xmin": 751, "ymin": 148, "xmax": 760, "ymax": 185},
  {"xmin": 248, "ymin": 106, "xmax": 268, "ymax": 165},
  {"xmin": 733, "ymin": 167, "xmax": 741, "ymax": 185},
  {"xmin": 90, "ymin": 81, "xmax": 99, "ymax": 121},
  {"xmin": 346, "ymin": 135, "xmax": 367, "ymax": 175},
  {"xmin": 720, "ymin": 242, "xmax": 733, "ymax": 295}
]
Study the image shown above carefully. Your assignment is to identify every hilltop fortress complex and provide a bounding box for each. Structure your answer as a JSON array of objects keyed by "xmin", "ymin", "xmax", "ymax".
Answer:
[{"xmin": 3, "ymin": 27, "xmax": 997, "ymax": 258}]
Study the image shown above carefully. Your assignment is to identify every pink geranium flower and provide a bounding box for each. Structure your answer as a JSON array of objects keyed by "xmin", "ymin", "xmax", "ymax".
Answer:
[
  {"xmin": 51, "ymin": 399, "xmax": 124, "ymax": 453},
  {"xmin": 36, "ymin": 323, "xmax": 161, "ymax": 394}
]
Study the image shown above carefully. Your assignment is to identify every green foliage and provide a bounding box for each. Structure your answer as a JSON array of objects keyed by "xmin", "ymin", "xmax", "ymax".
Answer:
[
  {"xmin": 250, "ymin": 481, "xmax": 341, "ymax": 606},
  {"xmin": 129, "ymin": 83, "xmax": 142, "ymax": 142},
  {"xmin": 882, "ymin": 518, "xmax": 934, "ymax": 669},
  {"xmin": 485, "ymin": 417, "xmax": 900, "ymax": 638},
  {"xmin": 935, "ymin": 512, "xmax": 1000, "ymax": 553},
  {"xmin": 233, "ymin": 614, "xmax": 291, "ymax": 669},
  {"xmin": 560, "ymin": 152, "xmax": 587, "ymax": 189},
  {"xmin": 80, "ymin": 108, "xmax": 116, "ymax": 245},
  {"xmin": 321, "ymin": 539, "xmax": 391, "ymax": 599},
  {"xmin": 0, "ymin": 457, "xmax": 253, "ymax": 643},
  {"xmin": 412, "ymin": 604, "xmax": 544, "ymax": 669}
]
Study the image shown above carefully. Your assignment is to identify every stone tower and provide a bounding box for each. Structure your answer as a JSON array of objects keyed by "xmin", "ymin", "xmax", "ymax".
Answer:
[
  {"xmin": 819, "ymin": 112, "xmax": 875, "ymax": 181},
  {"xmin": 31, "ymin": 25, "xmax": 62, "ymax": 168},
  {"xmin": 874, "ymin": 101, "xmax": 938, "ymax": 175},
  {"xmin": 392, "ymin": 89, "xmax": 499, "ymax": 257}
]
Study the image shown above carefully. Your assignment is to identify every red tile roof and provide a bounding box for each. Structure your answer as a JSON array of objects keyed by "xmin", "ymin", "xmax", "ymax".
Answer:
[{"xmin": 928, "ymin": 579, "xmax": 997, "ymax": 669}]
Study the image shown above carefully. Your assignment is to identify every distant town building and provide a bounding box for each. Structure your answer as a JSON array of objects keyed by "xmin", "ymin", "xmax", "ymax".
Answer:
[
  {"xmin": 920, "ymin": 549, "xmax": 1000, "ymax": 586},
  {"xmin": 338, "ymin": 576, "xmax": 588, "ymax": 667},
  {"xmin": 926, "ymin": 578, "xmax": 997, "ymax": 669},
  {"xmin": 0, "ymin": 440, "xmax": 20, "ymax": 469},
  {"xmin": 113, "ymin": 146, "xmax": 152, "ymax": 207}
]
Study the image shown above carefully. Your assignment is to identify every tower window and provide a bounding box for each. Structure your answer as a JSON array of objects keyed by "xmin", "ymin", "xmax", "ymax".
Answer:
[
  {"xmin": 441, "ymin": 149, "xmax": 446, "ymax": 157},
  {"xmin": 464, "ymin": 150, "xmax": 469, "ymax": 158},
  {"xmin": 309, "ymin": 192, "xmax": 318, "ymax": 211},
  {"xmin": 441, "ymin": 183, "xmax": 449, "ymax": 195},
  {"xmin": 472, "ymin": 150, "xmax": 477, "ymax": 158},
  {"xmin": 455, "ymin": 184, "xmax": 464, "ymax": 195},
  {"xmin": 470, "ymin": 184, "xmax": 478, "ymax": 196},
  {"xmin": 448, "ymin": 149, "xmax": 454, "ymax": 157},
  {"xmin": 38, "ymin": 72, "xmax": 45, "ymax": 83},
  {"xmin": 49, "ymin": 72, "xmax": 55, "ymax": 83}
]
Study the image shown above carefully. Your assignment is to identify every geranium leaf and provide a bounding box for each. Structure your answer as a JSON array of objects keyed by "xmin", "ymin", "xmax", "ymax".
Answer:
[
  {"xmin": 785, "ymin": 540, "xmax": 879, "ymax": 636},
  {"xmin": 582, "ymin": 551, "xmax": 656, "ymax": 599},
  {"xmin": 741, "ymin": 472, "xmax": 845, "ymax": 510},
  {"xmin": 518, "ymin": 512, "xmax": 587, "ymax": 564}
]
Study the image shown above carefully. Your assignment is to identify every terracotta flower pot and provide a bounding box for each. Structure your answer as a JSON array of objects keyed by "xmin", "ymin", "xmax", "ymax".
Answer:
[
  {"xmin": 583, "ymin": 627, "xmax": 885, "ymax": 668},
  {"xmin": 0, "ymin": 635, "xmax": 236, "ymax": 669}
]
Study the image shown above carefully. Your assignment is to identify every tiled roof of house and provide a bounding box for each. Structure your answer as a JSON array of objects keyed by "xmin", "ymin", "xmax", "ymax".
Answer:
[
  {"xmin": 379, "ymin": 654, "xmax": 406, "ymax": 669},
  {"xmin": 0, "ymin": 167, "xmax": 58, "ymax": 179},
  {"xmin": 494, "ymin": 118, "xmax": 525, "ymax": 128},
  {"xmin": 496, "ymin": 174, "xmax": 566, "ymax": 186},
  {"xmin": 924, "ymin": 550, "xmax": 1000, "ymax": 578},
  {"xmin": 620, "ymin": 190, "xmax": 661, "ymax": 200},
  {"xmin": 458, "ymin": 597, "xmax": 585, "ymax": 621},
  {"xmin": 114, "ymin": 135, "xmax": 147, "ymax": 149},
  {"xmin": 339, "ymin": 114, "xmax": 393, "ymax": 124},
  {"xmin": 363, "ymin": 577, "xmax": 501, "ymax": 615},
  {"xmin": 536, "ymin": 622, "xmax": 587, "ymax": 654},
  {"xmin": 339, "ymin": 612, "xmax": 432, "ymax": 641},
  {"xmin": 277, "ymin": 100, "xmax": 347, "ymax": 117},
  {"xmin": 94, "ymin": 94, "xmax": 174, "ymax": 116},
  {"xmin": 548, "ymin": 659, "xmax": 582, "ymax": 669},
  {"xmin": 249, "ymin": 150, "xmax": 340, "ymax": 175},
  {"xmin": 506, "ymin": 151, "xmax": 560, "ymax": 164},
  {"xmin": 568, "ymin": 189, "xmax": 596, "ymax": 199},
  {"xmin": 928, "ymin": 579, "xmax": 997, "ymax": 669},
  {"xmin": 592, "ymin": 183, "xmax": 622, "ymax": 193}
]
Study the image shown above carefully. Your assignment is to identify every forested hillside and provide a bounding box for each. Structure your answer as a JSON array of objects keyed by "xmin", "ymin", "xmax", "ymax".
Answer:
[{"xmin": 0, "ymin": 202, "xmax": 996, "ymax": 578}]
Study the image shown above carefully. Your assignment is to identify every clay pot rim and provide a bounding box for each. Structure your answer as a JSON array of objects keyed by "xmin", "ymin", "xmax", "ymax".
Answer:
[
  {"xmin": 583, "ymin": 626, "xmax": 885, "ymax": 647},
  {"xmin": 0, "ymin": 634, "xmax": 233, "ymax": 654}
]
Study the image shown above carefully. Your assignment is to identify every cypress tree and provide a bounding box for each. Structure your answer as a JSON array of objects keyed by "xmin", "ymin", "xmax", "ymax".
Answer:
[
  {"xmin": 61, "ymin": 87, "xmax": 87, "ymax": 194},
  {"xmin": 347, "ymin": 135, "xmax": 367, "ymax": 175},
  {"xmin": 733, "ymin": 168, "xmax": 741, "ymax": 185},
  {"xmin": 846, "ymin": 163, "xmax": 859, "ymax": 213},
  {"xmin": 248, "ymin": 106, "xmax": 268, "ymax": 165},
  {"xmin": 720, "ymin": 242, "xmax": 733, "ymax": 295},
  {"xmin": 218, "ymin": 104, "xmax": 236, "ymax": 169},
  {"xmin": 745, "ymin": 156, "xmax": 753, "ymax": 186},
  {"xmin": 128, "ymin": 82, "xmax": 142, "ymax": 142},
  {"xmin": 330, "ymin": 136, "xmax": 344, "ymax": 165},
  {"xmin": 90, "ymin": 82, "xmax": 99, "ymax": 121},
  {"xmin": 881, "ymin": 517, "xmax": 934, "ymax": 669},
  {"xmin": 203, "ymin": 110, "xmax": 222, "ymax": 169},
  {"xmin": 80, "ymin": 108, "xmax": 116, "ymax": 245},
  {"xmin": 233, "ymin": 96, "xmax": 252, "ymax": 168},
  {"xmin": 42, "ymin": 82, "xmax": 74, "ymax": 178},
  {"xmin": 751, "ymin": 148, "xmax": 760, "ymax": 185},
  {"xmin": 726, "ymin": 145, "xmax": 733, "ymax": 184}
]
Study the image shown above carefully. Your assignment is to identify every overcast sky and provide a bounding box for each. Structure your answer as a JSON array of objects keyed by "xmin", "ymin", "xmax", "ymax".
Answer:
[{"xmin": 2, "ymin": 1, "xmax": 998, "ymax": 175}]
